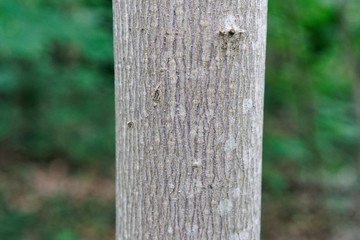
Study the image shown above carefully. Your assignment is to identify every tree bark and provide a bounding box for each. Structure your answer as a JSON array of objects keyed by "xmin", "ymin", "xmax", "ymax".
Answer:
[{"xmin": 113, "ymin": 0, "xmax": 268, "ymax": 239}]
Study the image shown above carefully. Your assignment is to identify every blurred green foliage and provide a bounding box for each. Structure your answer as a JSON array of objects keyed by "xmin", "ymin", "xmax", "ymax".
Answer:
[
  {"xmin": 264, "ymin": 0, "xmax": 359, "ymax": 191},
  {"xmin": 0, "ymin": 0, "xmax": 114, "ymax": 163},
  {"xmin": 1, "ymin": 0, "xmax": 360, "ymax": 239},
  {"xmin": 262, "ymin": 0, "xmax": 360, "ymax": 238},
  {"xmin": 0, "ymin": 192, "xmax": 114, "ymax": 240},
  {"xmin": 0, "ymin": 193, "xmax": 31, "ymax": 240}
]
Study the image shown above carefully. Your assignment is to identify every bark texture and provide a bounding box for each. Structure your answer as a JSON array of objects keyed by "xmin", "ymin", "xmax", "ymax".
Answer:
[{"xmin": 113, "ymin": 0, "xmax": 267, "ymax": 239}]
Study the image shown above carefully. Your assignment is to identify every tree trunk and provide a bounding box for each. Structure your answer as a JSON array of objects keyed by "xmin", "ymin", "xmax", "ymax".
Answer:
[{"xmin": 113, "ymin": 0, "xmax": 268, "ymax": 239}]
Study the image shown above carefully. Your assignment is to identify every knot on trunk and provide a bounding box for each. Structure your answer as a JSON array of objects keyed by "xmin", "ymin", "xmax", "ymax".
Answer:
[{"xmin": 219, "ymin": 15, "xmax": 245, "ymax": 36}]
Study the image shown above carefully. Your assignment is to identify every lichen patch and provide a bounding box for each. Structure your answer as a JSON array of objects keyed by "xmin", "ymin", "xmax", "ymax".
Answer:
[
  {"xmin": 229, "ymin": 231, "xmax": 249, "ymax": 240},
  {"xmin": 218, "ymin": 199, "xmax": 233, "ymax": 216},
  {"xmin": 224, "ymin": 138, "xmax": 236, "ymax": 153}
]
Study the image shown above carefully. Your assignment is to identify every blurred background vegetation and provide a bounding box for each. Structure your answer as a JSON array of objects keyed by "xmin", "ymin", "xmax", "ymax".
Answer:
[{"xmin": 0, "ymin": 0, "xmax": 359, "ymax": 239}]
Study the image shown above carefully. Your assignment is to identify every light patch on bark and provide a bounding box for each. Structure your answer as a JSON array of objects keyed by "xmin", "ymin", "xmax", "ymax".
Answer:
[
  {"xmin": 243, "ymin": 98, "xmax": 253, "ymax": 113},
  {"xmin": 230, "ymin": 231, "xmax": 250, "ymax": 240},
  {"xmin": 224, "ymin": 138, "xmax": 237, "ymax": 154},
  {"xmin": 232, "ymin": 187, "xmax": 241, "ymax": 199},
  {"xmin": 218, "ymin": 199, "xmax": 233, "ymax": 216}
]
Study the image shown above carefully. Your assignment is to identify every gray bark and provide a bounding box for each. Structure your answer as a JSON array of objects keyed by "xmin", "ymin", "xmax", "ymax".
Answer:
[{"xmin": 113, "ymin": 0, "xmax": 268, "ymax": 239}]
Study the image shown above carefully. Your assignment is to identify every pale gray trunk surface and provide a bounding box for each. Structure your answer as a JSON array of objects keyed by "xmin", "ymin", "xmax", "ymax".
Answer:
[{"xmin": 113, "ymin": 0, "xmax": 267, "ymax": 239}]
